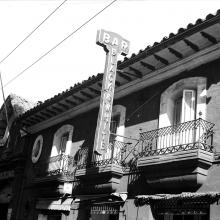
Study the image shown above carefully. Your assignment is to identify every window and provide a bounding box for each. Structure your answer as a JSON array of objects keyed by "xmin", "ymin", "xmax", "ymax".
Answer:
[
  {"xmin": 110, "ymin": 105, "xmax": 126, "ymax": 142},
  {"xmin": 109, "ymin": 114, "xmax": 120, "ymax": 143},
  {"xmin": 173, "ymin": 90, "xmax": 196, "ymax": 125},
  {"xmin": 94, "ymin": 105, "xmax": 126, "ymax": 162},
  {"xmin": 59, "ymin": 132, "xmax": 69, "ymax": 154},
  {"xmin": 159, "ymin": 77, "xmax": 206, "ymax": 128},
  {"xmin": 32, "ymin": 135, "xmax": 43, "ymax": 163},
  {"xmin": 158, "ymin": 77, "xmax": 207, "ymax": 149},
  {"xmin": 51, "ymin": 125, "xmax": 74, "ymax": 157}
]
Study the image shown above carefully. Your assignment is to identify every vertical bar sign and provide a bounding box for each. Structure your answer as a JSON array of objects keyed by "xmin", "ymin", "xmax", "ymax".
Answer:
[{"xmin": 94, "ymin": 29, "xmax": 129, "ymax": 155}]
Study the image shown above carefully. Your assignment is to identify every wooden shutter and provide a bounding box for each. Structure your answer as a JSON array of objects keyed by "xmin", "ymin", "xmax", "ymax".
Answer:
[
  {"xmin": 109, "ymin": 115, "xmax": 120, "ymax": 143},
  {"xmin": 181, "ymin": 90, "xmax": 196, "ymax": 123},
  {"xmin": 60, "ymin": 133, "xmax": 69, "ymax": 153}
]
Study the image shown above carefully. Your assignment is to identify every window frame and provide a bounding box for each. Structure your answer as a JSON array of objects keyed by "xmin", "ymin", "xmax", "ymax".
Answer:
[
  {"xmin": 159, "ymin": 77, "xmax": 207, "ymax": 129},
  {"xmin": 32, "ymin": 135, "xmax": 43, "ymax": 163},
  {"xmin": 51, "ymin": 124, "xmax": 74, "ymax": 157}
]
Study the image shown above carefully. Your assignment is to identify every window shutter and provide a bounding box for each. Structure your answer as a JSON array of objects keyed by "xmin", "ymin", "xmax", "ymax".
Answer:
[
  {"xmin": 109, "ymin": 115, "xmax": 120, "ymax": 144},
  {"xmin": 60, "ymin": 133, "xmax": 69, "ymax": 153},
  {"xmin": 181, "ymin": 90, "xmax": 196, "ymax": 122}
]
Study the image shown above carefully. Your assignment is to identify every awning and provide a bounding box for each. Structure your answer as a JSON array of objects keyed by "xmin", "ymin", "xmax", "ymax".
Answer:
[
  {"xmin": 36, "ymin": 198, "xmax": 73, "ymax": 211},
  {"xmin": 91, "ymin": 203, "xmax": 120, "ymax": 215},
  {"xmin": 73, "ymin": 192, "xmax": 127, "ymax": 214},
  {"xmin": 75, "ymin": 192, "xmax": 127, "ymax": 203},
  {"xmin": 135, "ymin": 192, "xmax": 220, "ymax": 206}
]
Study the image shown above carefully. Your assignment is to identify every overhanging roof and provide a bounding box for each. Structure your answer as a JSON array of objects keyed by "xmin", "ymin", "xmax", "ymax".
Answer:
[{"xmin": 19, "ymin": 9, "xmax": 220, "ymax": 129}]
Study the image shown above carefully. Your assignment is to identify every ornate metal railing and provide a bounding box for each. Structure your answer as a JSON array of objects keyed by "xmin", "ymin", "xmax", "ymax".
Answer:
[
  {"xmin": 138, "ymin": 118, "xmax": 214, "ymax": 157},
  {"xmin": 76, "ymin": 140, "xmax": 130, "ymax": 169},
  {"xmin": 34, "ymin": 154, "xmax": 76, "ymax": 177}
]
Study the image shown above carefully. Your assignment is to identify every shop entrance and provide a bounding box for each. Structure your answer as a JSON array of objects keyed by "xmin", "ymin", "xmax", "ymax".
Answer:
[
  {"xmin": 157, "ymin": 213, "xmax": 209, "ymax": 220},
  {"xmin": 0, "ymin": 203, "xmax": 9, "ymax": 220},
  {"xmin": 91, "ymin": 214, "xmax": 118, "ymax": 220}
]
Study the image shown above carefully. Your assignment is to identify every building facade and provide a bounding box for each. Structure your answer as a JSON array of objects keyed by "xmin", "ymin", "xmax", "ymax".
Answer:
[
  {"xmin": 0, "ymin": 94, "xmax": 35, "ymax": 220},
  {"xmin": 8, "ymin": 10, "xmax": 220, "ymax": 220}
]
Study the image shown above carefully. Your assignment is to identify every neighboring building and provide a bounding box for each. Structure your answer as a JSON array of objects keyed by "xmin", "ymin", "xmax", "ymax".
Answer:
[
  {"xmin": 10, "ymin": 10, "xmax": 220, "ymax": 220},
  {"xmin": 0, "ymin": 94, "xmax": 35, "ymax": 220}
]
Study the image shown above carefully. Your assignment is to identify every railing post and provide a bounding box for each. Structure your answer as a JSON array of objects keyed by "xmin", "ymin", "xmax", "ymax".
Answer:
[
  {"xmin": 61, "ymin": 153, "xmax": 65, "ymax": 174},
  {"xmin": 111, "ymin": 141, "xmax": 115, "ymax": 163},
  {"xmin": 199, "ymin": 118, "xmax": 201, "ymax": 149},
  {"xmin": 138, "ymin": 118, "xmax": 214, "ymax": 157}
]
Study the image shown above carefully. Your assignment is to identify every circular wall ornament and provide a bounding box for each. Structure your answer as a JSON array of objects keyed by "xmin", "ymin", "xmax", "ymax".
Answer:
[{"xmin": 32, "ymin": 135, "xmax": 43, "ymax": 163}]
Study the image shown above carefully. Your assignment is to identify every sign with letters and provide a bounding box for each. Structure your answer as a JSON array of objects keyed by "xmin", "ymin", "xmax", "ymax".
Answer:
[{"xmin": 94, "ymin": 30, "xmax": 129, "ymax": 155}]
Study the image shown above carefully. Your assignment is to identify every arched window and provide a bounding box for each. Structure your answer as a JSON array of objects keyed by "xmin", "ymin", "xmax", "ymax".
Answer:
[
  {"xmin": 51, "ymin": 124, "xmax": 74, "ymax": 157},
  {"xmin": 157, "ymin": 77, "xmax": 207, "ymax": 149},
  {"xmin": 96, "ymin": 105, "xmax": 126, "ymax": 161},
  {"xmin": 159, "ymin": 77, "xmax": 206, "ymax": 128},
  {"xmin": 32, "ymin": 135, "xmax": 43, "ymax": 163}
]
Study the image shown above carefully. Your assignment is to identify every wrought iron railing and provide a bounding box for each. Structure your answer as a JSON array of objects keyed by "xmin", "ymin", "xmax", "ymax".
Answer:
[
  {"xmin": 76, "ymin": 140, "xmax": 130, "ymax": 169},
  {"xmin": 34, "ymin": 154, "xmax": 76, "ymax": 177},
  {"xmin": 138, "ymin": 118, "xmax": 214, "ymax": 157}
]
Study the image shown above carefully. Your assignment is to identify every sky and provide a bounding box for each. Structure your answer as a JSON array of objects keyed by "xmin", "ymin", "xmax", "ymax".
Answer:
[{"xmin": 0, "ymin": 0, "xmax": 220, "ymax": 106}]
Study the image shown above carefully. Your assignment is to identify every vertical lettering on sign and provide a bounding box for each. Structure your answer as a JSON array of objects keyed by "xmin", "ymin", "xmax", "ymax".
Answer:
[{"xmin": 94, "ymin": 30, "xmax": 130, "ymax": 156}]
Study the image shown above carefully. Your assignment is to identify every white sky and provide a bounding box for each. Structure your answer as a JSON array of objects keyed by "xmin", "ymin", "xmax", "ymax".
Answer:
[{"xmin": 0, "ymin": 0, "xmax": 220, "ymax": 106}]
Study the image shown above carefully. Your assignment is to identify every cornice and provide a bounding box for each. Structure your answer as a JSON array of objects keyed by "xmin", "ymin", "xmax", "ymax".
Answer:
[{"xmin": 26, "ymin": 42, "xmax": 220, "ymax": 134}]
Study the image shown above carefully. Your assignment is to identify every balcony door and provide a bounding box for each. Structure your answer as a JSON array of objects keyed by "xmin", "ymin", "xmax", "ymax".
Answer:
[
  {"xmin": 59, "ymin": 132, "xmax": 69, "ymax": 154},
  {"xmin": 174, "ymin": 90, "xmax": 196, "ymax": 125},
  {"xmin": 100, "ymin": 114, "xmax": 120, "ymax": 161},
  {"xmin": 109, "ymin": 114, "xmax": 120, "ymax": 143},
  {"xmin": 173, "ymin": 90, "xmax": 196, "ymax": 146}
]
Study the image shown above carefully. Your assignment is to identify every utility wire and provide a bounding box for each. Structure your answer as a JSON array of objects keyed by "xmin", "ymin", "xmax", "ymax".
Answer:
[
  {"xmin": 126, "ymin": 88, "xmax": 162, "ymax": 122},
  {"xmin": 4, "ymin": 0, "xmax": 118, "ymax": 88},
  {"xmin": 0, "ymin": 0, "xmax": 68, "ymax": 66}
]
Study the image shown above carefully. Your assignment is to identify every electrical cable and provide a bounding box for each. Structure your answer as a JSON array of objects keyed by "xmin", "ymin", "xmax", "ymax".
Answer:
[
  {"xmin": 4, "ymin": 0, "xmax": 118, "ymax": 87},
  {"xmin": 0, "ymin": 0, "xmax": 68, "ymax": 65},
  {"xmin": 126, "ymin": 89, "xmax": 162, "ymax": 122}
]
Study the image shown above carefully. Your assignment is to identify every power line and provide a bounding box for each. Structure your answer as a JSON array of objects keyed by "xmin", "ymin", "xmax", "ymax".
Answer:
[
  {"xmin": 4, "ymin": 0, "xmax": 118, "ymax": 88},
  {"xmin": 0, "ymin": 0, "xmax": 68, "ymax": 65}
]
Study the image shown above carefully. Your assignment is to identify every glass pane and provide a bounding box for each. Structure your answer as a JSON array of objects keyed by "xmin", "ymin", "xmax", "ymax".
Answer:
[
  {"xmin": 33, "ymin": 141, "xmax": 41, "ymax": 157},
  {"xmin": 109, "ymin": 115, "xmax": 120, "ymax": 143},
  {"xmin": 59, "ymin": 133, "xmax": 69, "ymax": 153},
  {"xmin": 182, "ymin": 90, "xmax": 195, "ymax": 122},
  {"xmin": 174, "ymin": 96, "xmax": 182, "ymax": 125},
  {"xmin": 110, "ymin": 115, "xmax": 120, "ymax": 134}
]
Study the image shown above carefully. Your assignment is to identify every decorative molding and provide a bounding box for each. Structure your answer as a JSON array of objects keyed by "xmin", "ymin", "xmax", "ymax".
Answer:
[
  {"xmin": 26, "ymin": 43, "xmax": 220, "ymax": 134},
  {"xmin": 51, "ymin": 124, "xmax": 74, "ymax": 157},
  {"xmin": 159, "ymin": 77, "xmax": 207, "ymax": 128},
  {"xmin": 32, "ymin": 135, "xmax": 43, "ymax": 163}
]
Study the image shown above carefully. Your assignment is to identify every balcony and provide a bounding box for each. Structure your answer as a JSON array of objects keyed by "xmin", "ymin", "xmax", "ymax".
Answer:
[
  {"xmin": 75, "ymin": 139, "xmax": 129, "ymax": 194},
  {"xmin": 34, "ymin": 154, "xmax": 75, "ymax": 183},
  {"xmin": 137, "ymin": 118, "xmax": 215, "ymax": 191}
]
